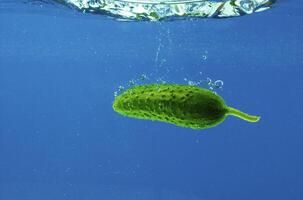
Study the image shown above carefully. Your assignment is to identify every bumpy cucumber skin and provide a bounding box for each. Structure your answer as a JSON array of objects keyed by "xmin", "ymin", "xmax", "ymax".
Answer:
[{"xmin": 113, "ymin": 84, "xmax": 228, "ymax": 130}]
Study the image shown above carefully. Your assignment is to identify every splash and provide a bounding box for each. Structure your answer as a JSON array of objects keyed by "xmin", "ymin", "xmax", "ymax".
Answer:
[{"xmin": 57, "ymin": 0, "xmax": 275, "ymax": 20}]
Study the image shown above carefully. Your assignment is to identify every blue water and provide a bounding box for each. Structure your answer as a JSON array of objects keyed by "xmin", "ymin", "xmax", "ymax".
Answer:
[{"xmin": 1, "ymin": 1, "xmax": 303, "ymax": 200}]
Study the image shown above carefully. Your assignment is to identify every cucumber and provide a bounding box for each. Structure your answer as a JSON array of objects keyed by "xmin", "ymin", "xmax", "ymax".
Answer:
[{"xmin": 113, "ymin": 84, "xmax": 260, "ymax": 130}]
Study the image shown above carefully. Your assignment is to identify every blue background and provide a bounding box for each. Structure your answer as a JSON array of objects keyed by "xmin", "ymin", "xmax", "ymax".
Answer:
[{"xmin": 0, "ymin": 1, "xmax": 302, "ymax": 199}]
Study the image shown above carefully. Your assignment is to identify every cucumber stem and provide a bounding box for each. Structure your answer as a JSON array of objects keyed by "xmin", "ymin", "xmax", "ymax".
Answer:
[{"xmin": 227, "ymin": 107, "xmax": 260, "ymax": 123}]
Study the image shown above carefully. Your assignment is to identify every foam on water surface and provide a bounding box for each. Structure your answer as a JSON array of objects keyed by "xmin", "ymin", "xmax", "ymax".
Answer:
[{"xmin": 59, "ymin": 0, "xmax": 275, "ymax": 20}]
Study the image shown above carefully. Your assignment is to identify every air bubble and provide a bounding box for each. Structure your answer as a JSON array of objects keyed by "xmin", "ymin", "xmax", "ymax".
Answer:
[
  {"xmin": 156, "ymin": 78, "xmax": 167, "ymax": 84},
  {"xmin": 214, "ymin": 80, "xmax": 224, "ymax": 89},
  {"xmin": 118, "ymin": 86, "xmax": 125, "ymax": 91},
  {"xmin": 201, "ymin": 50, "xmax": 208, "ymax": 61},
  {"xmin": 188, "ymin": 81, "xmax": 196, "ymax": 86},
  {"xmin": 139, "ymin": 74, "xmax": 148, "ymax": 81},
  {"xmin": 114, "ymin": 85, "xmax": 126, "ymax": 97},
  {"xmin": 197, "ymin": 77, "xmax": 224, "ymax": 92},
  {"xmin": 128, "ymin": 79, "xmax": 136, "ymax": 86}
]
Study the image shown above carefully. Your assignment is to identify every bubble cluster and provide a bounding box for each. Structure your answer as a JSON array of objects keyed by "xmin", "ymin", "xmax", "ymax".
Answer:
[
  {"xmin": 114, "ymin": 72, "xmax": 224, "ymax": 98},
  {"xmin": 183, "ymin": 75, "xmax": 224, "ymax": 93},
  {"xmin": 207, "ymin": 78, "xmax": 224, "ymax": 91},
  {"xmin": 114, "ymin": 74, "xmax": 150, "ymax": 97}
]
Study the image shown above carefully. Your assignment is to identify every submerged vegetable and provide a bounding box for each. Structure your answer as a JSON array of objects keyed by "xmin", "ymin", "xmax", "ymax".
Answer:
[{"xmin": 113, "ymin": 84, "xmax": 260, "ymax": 130}]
